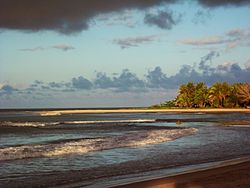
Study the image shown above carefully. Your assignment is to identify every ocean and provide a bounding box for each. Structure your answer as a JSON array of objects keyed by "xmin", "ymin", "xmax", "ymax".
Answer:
[{"xmin": 0, "ymin": 110, "xmax": 250, "ymax": 187}]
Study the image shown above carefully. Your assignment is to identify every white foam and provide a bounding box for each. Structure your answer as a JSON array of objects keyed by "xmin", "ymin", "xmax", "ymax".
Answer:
[
  {"xmin": 0, "ymin": 128, "xmax": 197, "ymax": 161},
  {"xmin": 64, "ymin": 119, "xmax": 156, "ymax": 124},
  {"xmin": 0, "ymin": 119, "xmax": 156, "ymax": 127},
  {"xmin": 0, "ymin": 122, "xmax": 60, "ymax": 127}
]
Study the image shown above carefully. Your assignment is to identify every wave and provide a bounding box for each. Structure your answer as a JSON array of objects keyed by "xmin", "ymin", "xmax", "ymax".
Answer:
[
  {"xmin": 0, "ymin": 122, "xmax": 61, "ymax": 127},
  {"xmin": 0, "ymin": 119, "xmax": 156, "ymax": 127},
  {"xmin": 0, "ymin": 128, "xmax": 197, "ymax": 161},
  {"xmin": 64, "ymin": 119, "xmax": 156, "ymax": 124}
]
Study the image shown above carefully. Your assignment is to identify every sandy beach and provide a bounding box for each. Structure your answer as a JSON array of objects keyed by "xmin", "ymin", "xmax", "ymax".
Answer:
[
  {"xmin": 113, "ymin": 158, "xmax": 250, "ymax": 188},
  {"xmin": 36, "ymin": 108, "xmax": 250, "ymax": 116}
]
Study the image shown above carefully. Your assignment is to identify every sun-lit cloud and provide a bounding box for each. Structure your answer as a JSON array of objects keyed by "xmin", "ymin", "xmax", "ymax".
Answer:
[
  {"xmin": 179, "ymin": 36, "xmax": 226, "ymax": 46},
  {"xmin": 52, "ymin": 44, "xmax": 75, "ymax": 51},
  {"xmin": 179, "ymin": 28, "xmax": 250, "ymax": 50}
]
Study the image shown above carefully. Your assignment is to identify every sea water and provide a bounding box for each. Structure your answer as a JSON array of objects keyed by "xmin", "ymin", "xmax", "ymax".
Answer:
[{"xmin": 0, "ymin": 110, "xmax": 250, "ymax": 187}]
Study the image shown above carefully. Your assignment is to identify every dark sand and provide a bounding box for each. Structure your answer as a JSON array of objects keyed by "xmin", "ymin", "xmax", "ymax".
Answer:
[{"xmin": 113, "ymin": 160, "xmax": 250, "ymax": 188}]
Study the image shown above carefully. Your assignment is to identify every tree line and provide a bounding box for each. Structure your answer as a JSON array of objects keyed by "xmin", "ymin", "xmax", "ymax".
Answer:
[{"xmin": 150, "ymin": 82, "xmax": 250, "ymax": 108}]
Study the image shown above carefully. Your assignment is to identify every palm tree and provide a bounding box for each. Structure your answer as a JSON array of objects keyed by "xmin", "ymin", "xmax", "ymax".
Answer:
[
  {"xmin": 209, "ymin": 82, "xmax": 230, "ymax": 107},
  {"xmin": 176, "ymin": 82, "xmax": 195, "ymax": 108},
  {"xmin": 237, "ymin": 83, "xmax": 250, "ymax": 107},
  {"xmin": 225, "ymin": 83, "xmax": 240, "ymax": 107},
  {"xmin": 194, "ymin": 82, "xmax": 208, "ymax": 108}
]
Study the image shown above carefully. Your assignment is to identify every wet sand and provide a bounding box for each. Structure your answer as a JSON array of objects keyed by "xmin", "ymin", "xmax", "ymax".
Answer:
[
  {"xmin": 113, "ymin": 159, "xmax": 250, "ymax": 188},
  {"xmin": 36, "ymin": 108, "xmax": 250, "ymax": 116}
]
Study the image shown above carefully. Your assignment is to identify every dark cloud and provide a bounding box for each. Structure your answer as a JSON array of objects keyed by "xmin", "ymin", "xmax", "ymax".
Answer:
[
  {"xmin": 20, "ymin": 45, "xmax": 75, "ymax": 52},
  {"xmin": 1, "ymin": 85, "xmax": 16, "ymax": 93},
  {"xmin": 0, "ymin": 84, "xmax": 17, "ymax": 96},
  {"xmin": 192, "ymin": 9, "xmax": 212, "ymax": 24},
  {"xmin": 94, "ymin": 69, "xmax": 145, "ymax": 91},
  {"xmin": 48, "ymin": 82, "xmax": 64, "ymax": 88},
  {"xmin": 113, "ymin": 34, "xmax": 162, "ymax": 49},
  {"xmin": 96, "ymin": 10, "xmax": 137, "ymax": 28},
  {"xmin": 146, "ymin": 66, "xmax": 168, "ymax": 88},
  {"xmin": 197, "ymin": 0, "xmax": 250, "ymax": 7},
  {"xmin": 198, "ymin": 50, "xmax": 219, "ymax": 75},
  {"xmin": 0, "ymin": 0, "xmax": 174, "ymax": 34},
  {"xmin": 144, "ymin": 10, "xmax": 181, "ymax": 29},
  {"xmin": 112, "ymin": 69, "xmax": 145, "ymax": 91},
  {"xmin": 1, "ymin": 1, "xmax": 249, "ymax": 34},
  {"xmin": 34, "ymin": 80, "xmax": 43, "ymax": 85},
  {"xmin": 145, "ymin": 51, "xmax": 249, "ymax": 88},
  {"xmin": 41, "ymin": 86, "xmax": 50, "ymax": 90},
  {"xmin": 94, "ymin": 72, "xmax": 114, "ymax": 89},
  {"xmin": 72, "ymin": 76, "xmax": 92, "ymax": 90},
  {"xmin": 30, "ymin": 80, "xmax": 44, "ymax": 88}
]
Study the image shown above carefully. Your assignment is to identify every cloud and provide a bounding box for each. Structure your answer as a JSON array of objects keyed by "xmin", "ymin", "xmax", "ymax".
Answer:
[
  {"xmin": 146, "ymin": 66, "xmax": 168, "ymax": 88},
  {"xmin": 0, "ymin": 0, "xmax": 176, "ymax": 34},
  {"xmin": 113, "ymin": 34, "xmax": 162, "ymax": 49},
  {"xmin": 226, "ymin": 28, "xmax": 245, "ymax": 38},
  {"xmin": 225, "ymin": 28, "xmax": 250, "ymax": 49},
  {"xmin": 179, "ymin": 36, "xmax": 226, "ymax": 46},
  {"xmin": 96, "ymin": 10, "xmax": 137, "ymax": 28},
  {"xmin": 19, "ymin": 47, "xmax": 44, "ymax": 52},
  {"xmin": 1, "ymin": 1, "xmax": 249, "ymax": 34},
  {"xmin": 144, "ymin": 10, "xmax": 181, "ymax": 29},
  {"xmin": 72, "ymin": 76, "xmax": 93, "ymax": 90},
  {"xmin": 0, "ymin": 84, "xmax": 17, "ymax": 96},
  {"xmin": 94, "ymin": 72, "xmax": 114, "ymax": 89},
  {"xmin": 180, "ymin": 28, "xmax": 250, "ymax": 50},
  {"xmin": 197, "ymin": 0, "xmax": 250, "ymax": 7},
  {"xmin": 198, "ymin": 50, "xmax": 219, "ymax": 74},
  {"xmin": 0, "ymin": 51, "xmax": 249, "ymax": 103},
  {"xmin": 52, "ymin": 44, "xmax": 75, "ymax": 51},
  {"xmin": 192, "ymin": 9, "xmax": 212, "ymax": 24},
  {"xmin": 245, "ymin": 59, "xmax": 250, "ymax": 68},
  {"xmin": 19, "ymin": 45, "xmax": 75, "ymax": 52},
  {"xmin": 111, "ymin": 69, "xmax": 145, "ymax": 91},
  {"xmin": 145, "ymin": 51, "xmax": 249, "ymax": 88},
  {"xmin": 94, "ymin": 69, "xmax": 145, "ymax": 91},
  {"xmin": 48, "ymin": 82, "xmax": 65, "ymax": 88}
]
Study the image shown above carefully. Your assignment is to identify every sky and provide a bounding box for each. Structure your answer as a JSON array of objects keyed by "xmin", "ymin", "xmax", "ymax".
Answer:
[{"xmin": 0, "ymin": 0, "xmax": 250, "ymax": 108}]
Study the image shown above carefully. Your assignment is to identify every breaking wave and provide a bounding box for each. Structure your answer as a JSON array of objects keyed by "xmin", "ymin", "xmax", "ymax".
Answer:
[
  {"xmin": 0, "ymin": 128, "xmax": 197, "ymax": 161},
  {"xmin": 0, "ymin": 119, "xmax": 156, "ymax": 127}
]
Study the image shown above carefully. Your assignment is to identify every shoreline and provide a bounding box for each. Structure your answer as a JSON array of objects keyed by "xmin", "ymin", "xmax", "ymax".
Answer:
[
  {"xmin": 35, "ymin": 108, "xmax": 250, "ymax": 116},
  {"xmin": 110, "ymin": 156, "xmax": 250, "ymax": 188}
]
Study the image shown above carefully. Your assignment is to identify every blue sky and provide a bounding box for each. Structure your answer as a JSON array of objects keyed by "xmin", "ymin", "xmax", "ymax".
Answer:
[{"xmin": 0, "ymin": 0, "xmax": 250, "ymax": 108}]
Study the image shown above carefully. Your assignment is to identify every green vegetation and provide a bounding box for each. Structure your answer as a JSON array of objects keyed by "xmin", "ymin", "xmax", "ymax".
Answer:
[{"xmin": 150, "ymin": 82, "xmax": 250, "ymax": 109}]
